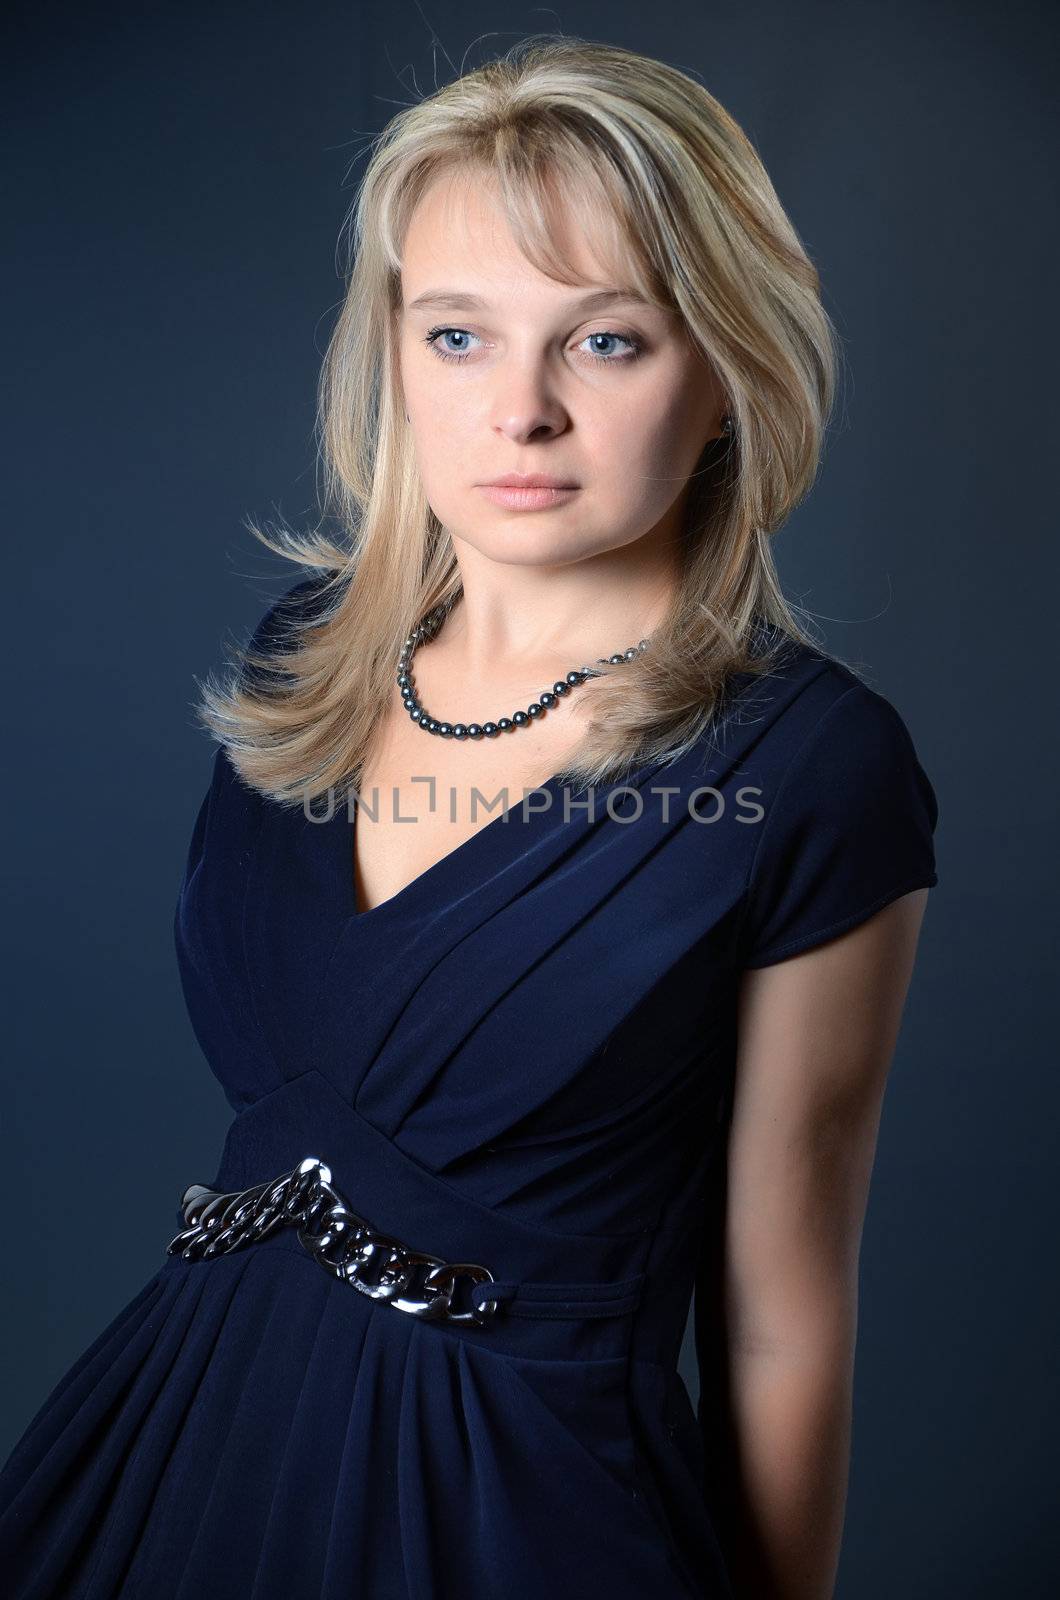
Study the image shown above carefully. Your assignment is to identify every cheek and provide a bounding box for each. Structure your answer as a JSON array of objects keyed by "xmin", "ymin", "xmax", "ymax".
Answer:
[
  {"xmin": 597, "ymin": 406, "xmax": 694, "ymax": 510},
  {"xmin": 409, "ymin": 422, "xmax": 484, "ymax": 531},
  {"xmin": 409, "ymin": 389, "xmax": 477, "ymax": 466},
  {"xmin": 600, "ymin": 363, "xmax": 707, "ymax": 474}
]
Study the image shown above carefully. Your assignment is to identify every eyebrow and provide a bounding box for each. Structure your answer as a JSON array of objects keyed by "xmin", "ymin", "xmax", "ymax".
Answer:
[{"xmin": 403, "ymin": 287, "xmax": 655, "ymax": 315}]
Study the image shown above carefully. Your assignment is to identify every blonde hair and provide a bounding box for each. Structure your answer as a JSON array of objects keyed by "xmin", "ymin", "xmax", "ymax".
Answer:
[{"xmin": 195, "ymin": 34, "xmax": 842, "ymax": 807}]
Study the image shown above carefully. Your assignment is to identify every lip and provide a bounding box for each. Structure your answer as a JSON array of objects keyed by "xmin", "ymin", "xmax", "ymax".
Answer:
[
  {"xmin": 481, "ymin": 474, "xmax": 579, "ymax": 489},
  {"xmin": 477, "ymin": 484, "xmax": 580, "ymax": 510}
]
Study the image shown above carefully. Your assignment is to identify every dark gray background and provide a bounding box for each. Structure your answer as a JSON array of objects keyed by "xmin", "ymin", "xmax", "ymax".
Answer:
[{"xmin": 4, "ymin": 3, "xmax": 1057, "ymax": 1594}]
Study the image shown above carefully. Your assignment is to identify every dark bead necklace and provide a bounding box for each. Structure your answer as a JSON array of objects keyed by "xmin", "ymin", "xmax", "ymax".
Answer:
[{"xmin": 397, "ymin": 601, "xmax": 651, "ymax": 739}]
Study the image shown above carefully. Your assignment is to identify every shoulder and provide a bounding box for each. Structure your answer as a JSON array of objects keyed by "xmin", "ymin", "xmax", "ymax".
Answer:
[
  {"xmin": 731, "ymin": 640, "xmax": 940, "ymax": 969},
  {"xmin": 723, "ymin": 630, "xmax": 930, "ymax": 787},
  {"xmin": 238, "ymin": 571, "xmax": 338, "ymax": 693},
  {"xmin": 789, "ymin": 663, "xmax": 930, "ymax": 786},
  {"xmin": 244, "ymin": 571, "xmax": 336, "ymax": 654},
  {"xmin": 205, "ymin": 572, "xmax": 338, "ymax": 787}
]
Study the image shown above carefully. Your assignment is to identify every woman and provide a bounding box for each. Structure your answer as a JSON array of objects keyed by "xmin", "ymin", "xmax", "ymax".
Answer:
[{"xmin": 0, "ymin": 35, "xmax": 938, "ymax": 1600}]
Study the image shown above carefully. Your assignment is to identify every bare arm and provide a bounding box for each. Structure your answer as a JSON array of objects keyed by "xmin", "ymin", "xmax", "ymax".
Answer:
[{"xmin": 712, "ymin": 887, "xmax": 930, "ymax": 1599}]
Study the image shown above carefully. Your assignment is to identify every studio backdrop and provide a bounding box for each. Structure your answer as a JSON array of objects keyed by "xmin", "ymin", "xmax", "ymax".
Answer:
[{"xmin": 3, "ymin": 4, "xmax": 1057, "ymax": 1598}]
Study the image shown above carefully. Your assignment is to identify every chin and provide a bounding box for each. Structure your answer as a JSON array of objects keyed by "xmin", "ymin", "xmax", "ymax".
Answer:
[{"xmin": 456, "ymin": 524, "xmax": 605, "ymax": 566}]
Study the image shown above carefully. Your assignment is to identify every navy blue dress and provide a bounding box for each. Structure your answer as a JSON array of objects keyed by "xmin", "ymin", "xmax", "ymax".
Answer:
[{"xmin": 0, "ymin": 582, "xmax": 939, "ymax": 1598}]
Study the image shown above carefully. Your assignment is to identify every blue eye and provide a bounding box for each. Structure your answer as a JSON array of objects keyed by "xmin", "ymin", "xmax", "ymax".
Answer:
[
  {"xmin": 579, "ymin": 331, "xmax": 640, "ymax": 361},
  {"xmin": 421, "ymin": 327, "xmax": 642, "ymax": 364},
  {"xmin": 423, "ymin": 328, "xmax": 479, "ymax": 361}
]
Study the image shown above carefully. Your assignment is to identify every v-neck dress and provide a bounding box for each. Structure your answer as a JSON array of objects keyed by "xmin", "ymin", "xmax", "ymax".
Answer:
[{"xmin": 0, "ymin": 579, "xmax": 940, "ymax": 1599}]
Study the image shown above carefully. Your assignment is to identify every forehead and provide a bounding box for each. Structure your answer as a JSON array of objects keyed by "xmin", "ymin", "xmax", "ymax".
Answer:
[{"xmin": 398, "ymin": 165, "xmax": 646, "ymax": 311}]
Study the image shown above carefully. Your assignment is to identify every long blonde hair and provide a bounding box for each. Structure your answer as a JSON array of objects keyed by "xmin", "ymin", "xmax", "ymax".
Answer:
[{"xmin": 195, "ymin": 34, "xmax": 841, "ymax": 808}]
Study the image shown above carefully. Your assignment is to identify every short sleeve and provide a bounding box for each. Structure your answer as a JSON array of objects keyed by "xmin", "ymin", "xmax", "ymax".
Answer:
[{"xmin": 735, "ymin": 684, "xmax": 939, "ymax": 968}]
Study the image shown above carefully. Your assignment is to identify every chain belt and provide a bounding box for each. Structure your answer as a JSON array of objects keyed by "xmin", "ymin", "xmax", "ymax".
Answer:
[{"xmin": 166, "ymin": 1155, "xmax": 500, "ymax": 1326}]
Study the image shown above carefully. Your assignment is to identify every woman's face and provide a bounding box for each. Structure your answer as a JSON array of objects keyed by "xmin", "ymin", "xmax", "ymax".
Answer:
[{"xmin": 396, "ymin": 166, "xmax": 727, "ymax": 570}]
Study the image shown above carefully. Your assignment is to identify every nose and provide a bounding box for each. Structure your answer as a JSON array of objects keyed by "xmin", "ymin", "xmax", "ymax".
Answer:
[{"xmin": 491, "ymin": 356, "xmax": 569, "ymax": 444}]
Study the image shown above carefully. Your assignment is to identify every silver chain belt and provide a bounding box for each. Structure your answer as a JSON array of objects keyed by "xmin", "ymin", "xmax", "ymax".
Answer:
[{"xmin": 166, "ymin": 1155, "xmax": 498, "ymax": 1327}]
